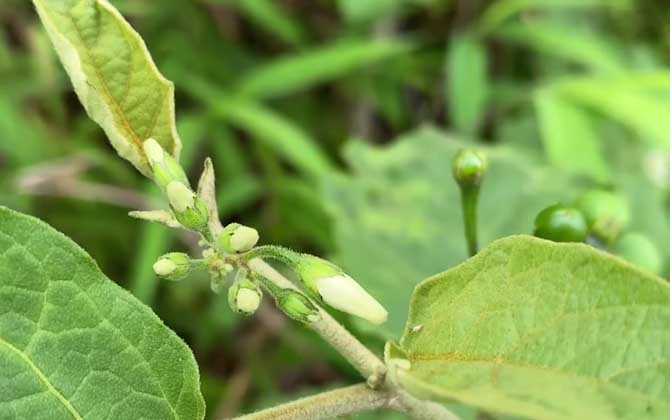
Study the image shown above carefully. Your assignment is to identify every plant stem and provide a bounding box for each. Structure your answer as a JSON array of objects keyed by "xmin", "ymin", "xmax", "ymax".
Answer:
[
  {"xmin": 229, "ymin": 383, "xmax": 391, "ymax": 420},
  {"xmin": 460, "ymin": 186, "xmax": 480, "ymax": 257},
  {"xmin": 247, "ymin": 258, "xmax": 386, "ymax": 381}
]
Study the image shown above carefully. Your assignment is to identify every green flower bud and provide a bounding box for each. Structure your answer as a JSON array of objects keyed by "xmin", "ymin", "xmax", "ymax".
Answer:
[
  {"xmin": 276, "ymin": 289, "xmax": 320, "ymax": 324},
  {"xmin": 576, "ymin": 190, "xmax": 630, "ymax": 244},
  {"xmin": 295, "ymin": 255, "xmax": 388, "ymax": 325},
  {"xmin": 228, "ymin": 278, "xmax": 263, "ymax": 316},
  {"xmin": 166, "ymin": 181, "xmax": 210, "ymax": 232},
  {"xmin": 613, "ymin": 232, "xmax": 663, "ymax": 275},
  {"xmin": 143, "ymin": 138, "xmax": 189, "ymax": 190},
  {"xmin": 452, "ymin": 149, "xmax": 488, "ymax": 188},
  {"xmin": 534, "ymin": 204, "xmax": 588, "ymax": 243},
  {"xmin": 153, "ymin": 252, "xmax": 191, "ymax": 281},
  {"xmin": 217, "ymin": 223, "xmax": 259, "ymax": 253}
]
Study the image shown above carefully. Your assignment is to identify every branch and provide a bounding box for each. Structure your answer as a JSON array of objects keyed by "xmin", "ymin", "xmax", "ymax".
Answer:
[{"xmin": 229, "ymin": 383, "xmax": 391, "ymax": 420}]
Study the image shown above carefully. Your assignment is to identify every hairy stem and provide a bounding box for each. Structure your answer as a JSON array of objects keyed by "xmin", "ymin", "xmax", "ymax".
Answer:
[
  {"xmin": 247, "ymin": 258, "xmax": 386, "ymax": 381},
  {"xmin": 230, "ymin": 383, "xmax": 391, "ymax": 420}
]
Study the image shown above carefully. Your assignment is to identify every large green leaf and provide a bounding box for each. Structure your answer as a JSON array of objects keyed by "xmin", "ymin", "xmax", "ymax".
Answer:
[
  {"xmin": 396, "ymin": 235, "xmax": 670, "ymax": 420},
  {"xmin": 323, "ymin": 128, "xmax": 575, "ymax": 337},
  {"xmin": 0, "ymin": 207, "xmax": 205, "ymax": 419},
  {"xmin": 33, "ymin": 0, "xmax": 182, "ymax": 177}
]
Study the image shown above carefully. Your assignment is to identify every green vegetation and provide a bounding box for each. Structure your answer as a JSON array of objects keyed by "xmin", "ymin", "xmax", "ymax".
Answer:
[{"xmin": 1, "ymin": 0, "xmax": 669, "ymax": 419}]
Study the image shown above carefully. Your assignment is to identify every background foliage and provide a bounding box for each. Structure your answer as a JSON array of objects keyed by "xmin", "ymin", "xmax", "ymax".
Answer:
[{"xmin": 1, "ymin": 0, "xmax": 669, "ymax": 418}]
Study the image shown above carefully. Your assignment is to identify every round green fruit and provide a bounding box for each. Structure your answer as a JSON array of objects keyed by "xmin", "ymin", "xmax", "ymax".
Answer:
[
  {"xmin": 534, "ymin": 204, "xmax": 588, "ymax": 243},
  {"xmin": 576, "ymin": 190, "xmax": 630, "ymax": 244},
  {"xmin": 613, "ymin": 232, "xmax": 663, "ymax": 275}
]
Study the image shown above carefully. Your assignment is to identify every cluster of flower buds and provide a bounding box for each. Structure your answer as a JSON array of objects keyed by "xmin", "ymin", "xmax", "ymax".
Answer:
[
  {"xmin": 143, "ymin": 139, "xmax": 209, "ymax": 234},
  {"xmin": 142, "ymin": 137, "xmax": 388, "ymax": 327}
]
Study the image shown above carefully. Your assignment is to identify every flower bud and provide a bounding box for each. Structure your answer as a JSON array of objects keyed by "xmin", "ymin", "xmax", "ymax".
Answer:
[
  {"xmin": 153, "ymin": 252, "xmax": 191, "ymax": 281},
  {"xmin": 228, "ymin": 278, "xmax": 263, "ymax": 316},
  {"xmin": 296, "ymin": 255, "xmax": 388, "ymax": 325},
  {"xmin": 166, "ymin": 181, "xmax": 210, "ymax": 232},
  {"xmin": 276, "ymin": 289, "xmax": 320, "ymax": 323},
  {"xmin": 613, "ymin": 232, "xmax": 663, "ymax": 275},
  {"xmin": 534, "ymin": 204, "xmax": 588, "ymax": 243},
  {"xmin": 143, "ymin": 138, "xmax": 189, "ymax": 190},
  {"xmin": 452, "ymin": 149, "xmax": 488, "ymax": 188},
  {"xmin": 576, "ymin": 190, "xmax": 630, "ymax": 244},
  {"xmin": 217, "ymin": 223, "xmax": 259, "ymax": 253}
]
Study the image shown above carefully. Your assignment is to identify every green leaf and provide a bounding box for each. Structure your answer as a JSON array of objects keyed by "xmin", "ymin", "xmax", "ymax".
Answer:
[
  {"xmin": 446, "ymin": 34, "xmax": 489, "ymax": 135},
  {"xmin": 397, "ymin": 235, "xmax": 670, "ymax": 420},
  {"xmin": 495, "ymin": 22, "xmax": 624, "ymax": 74},
  {"xmin": 557, "ymin": 77, "xmax": 670, "ymax": 148},
  {"xmin": 535, "ymin": 87, "xmax": 610, "ymax": 182},
  {"xmin": 184, "ymin": 78, "xmax": 334, "ymax": 177},
  {"xmin": 236, "ymin": 39, "xmax": 412, "ymax": 99},
  {"xmin": 33, "ymin": 0, "xmax": 182, "ymax": 177},
  {"xmin": 323, "ymin": 128, "xmax": 575, "ymax": 337},
  {"xmin": 214, "ymin": 0, "xmax": 306, "ymax": 47},
  {"xmin": 0, "ymin": 206, "xmax": 205, "ymax": 419},
  {"xmin": 477, "ymin": 0, "xmax": 631, "ymax": 34}
]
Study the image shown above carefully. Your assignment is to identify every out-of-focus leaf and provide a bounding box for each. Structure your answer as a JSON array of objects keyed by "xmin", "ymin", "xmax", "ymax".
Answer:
[
  {"xmin": 338, "ymin": 0, "xmax": 405, "ymax": 22},
  {"xmin": 478, "ymin": 0, "xmax": 631, "ymax": 34},
  {"xmin": 33, "ymin": 0, "xmax": 182, "ymax": 176},
  {"xmin": 495, "ymin": 23, "xmax": 624, "ymax": 74},
  {"xmin": 236, "ymin": 39, "xmax": 412, "ymax": 99},
  {"xmin": 323, "ymin": 127, "xmax": 576, "ymax": 337},
  {"xmin": 214, "ymin": 0, "xmax": 306, "ymax": 46},
  {"xmin": 446, "ymin": 34, "xmax": 489, "ymax": 135},
  {"xmin": 192, "ymin": 87, "xmax": 334, "ymax": 177},
  {"xmin": 558, "ymin": 77, "xmax": 670, "ymax": 148},
  {"xmin": 397, "ymin": 235, "xmax": 670, "ymax": 420},
  {"xmin": 535, "ymin": 88, "xmax": 610, "ymax": 181},
  {"xmin": 0, "ymin": 206, "xmax": 205, "ymax": 419}
]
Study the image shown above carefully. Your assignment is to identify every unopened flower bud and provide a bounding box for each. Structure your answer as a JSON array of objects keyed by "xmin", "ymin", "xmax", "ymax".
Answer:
[
  {"xmin": 217, "ymin": 223, "xmax": 259, "ymax": 253},
  {"xmin": 166, "ymin": 181, "xmax": 209, "ymax": 232},
  {"xmin": 153, "ymin": 252, "xmax": 191, "ymax": 281},
  {"xmin": 276, "ymin": 289, "xmax": 320, "ymax": 324},
  {"xmin": 228, "ymin": 278, "xmax": 263, "ymax": 316},
  {"xmin": 452, "ymin": 149, "xmax": 488, "ymax": 188},
  {"xmin": 143, "ymin": 138, "xmax": 189, "ymax": 190},
  {"xmin": 296, "ymin": 255, "xmax": 388, "ymax": 325}
]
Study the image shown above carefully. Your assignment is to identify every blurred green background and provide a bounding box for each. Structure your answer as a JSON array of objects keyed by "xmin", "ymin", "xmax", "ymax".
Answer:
[{"xmin": 1, "ymin": 0, "xmax": 669, "ymax": 418}]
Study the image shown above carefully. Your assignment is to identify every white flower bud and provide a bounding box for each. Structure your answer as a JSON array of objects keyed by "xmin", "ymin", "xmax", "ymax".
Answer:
[
  {"xmin": 217, "ymin": 223, "xmax": 259, "ymax": 253},
  {"xmin": 143, "ymin": 139, "xmax": 189, "ymax": 190},
  {"xmin": 167, "ymin": 182, "xmax": 195, "ymax": 212},
  {"xmin": 228, "ymin": 278, "xmax": 262, "ymax": 316},
  {"xmin": 153, "ymin": 252, "xmax": 191, "ymax": 281},
  {"xmin": 165, "ymin": 182, "xmax": 210, "ymax": 233},
  {"xmin": 316, "ymin": 274, "xmax": 388, "ymax": 325},
  {"xmin": 296, "ymin": 255, "xmax": 388, "ymax": 325}
]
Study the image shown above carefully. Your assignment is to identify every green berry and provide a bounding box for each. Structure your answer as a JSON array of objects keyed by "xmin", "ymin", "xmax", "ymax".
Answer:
[
  {"xmin": 576, "ymin": 190, "xmax": 630, "ymax": 244},
  {"xmin": 613, "ymin": 233, "xmax": 663, "ymax": 274},
  {"xmin": 534, "ymin": 204, "xmax": 588, "ymax": 243}
]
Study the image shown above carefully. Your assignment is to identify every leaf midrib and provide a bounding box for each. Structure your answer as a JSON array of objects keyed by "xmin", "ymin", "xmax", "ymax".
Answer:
[{"xmin": 0, "ymin": 335, "xmax": 83, "ymax": 420}]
